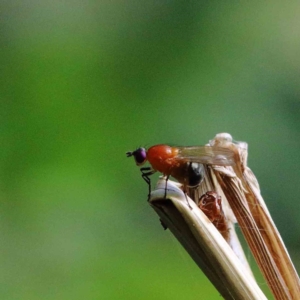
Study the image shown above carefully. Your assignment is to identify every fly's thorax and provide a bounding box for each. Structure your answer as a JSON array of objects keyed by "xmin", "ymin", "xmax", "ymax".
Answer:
[{"xmin": 147, "ymin": 145, "xmax": 179, "ymax": 174}]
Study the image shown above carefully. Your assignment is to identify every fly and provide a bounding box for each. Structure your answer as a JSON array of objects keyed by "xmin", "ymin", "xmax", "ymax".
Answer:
[{"xmin": 126, "ymin": 144, "xmax": 235, "ymax": 199}]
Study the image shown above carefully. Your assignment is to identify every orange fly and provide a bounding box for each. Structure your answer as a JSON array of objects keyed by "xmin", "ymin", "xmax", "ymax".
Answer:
[{"xmin": 126, "ymin": 144, "xmax": 235, "ymax": 198}]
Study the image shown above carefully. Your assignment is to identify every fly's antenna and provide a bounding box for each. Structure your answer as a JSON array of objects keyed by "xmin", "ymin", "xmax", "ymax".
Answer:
[{"xmin": 126, "ymin": 151, "xmax": 134, "ymax": 157}]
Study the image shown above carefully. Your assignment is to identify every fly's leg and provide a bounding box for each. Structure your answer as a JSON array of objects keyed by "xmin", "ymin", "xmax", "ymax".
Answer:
[
  {"xmin": 163, "ymin": 175, "xmax": 192, "ymax": 210},
  {"xmin": 182, "ymin": 185, "xmax": 193, "ymax": 210},
  {"xmin": 186, "ymin": 193, "xmax": 192, "ymax": 210},
  {"xmin": 140, "ymin": 167, "xmax": 155, "ymax": 201},
  {"xmin": 163, "ymin": 175, "xmax": 170, "ymax": 199},
  {"xmin": 140, "ymin": 168, "xmax": 168, "ymax": 230}
]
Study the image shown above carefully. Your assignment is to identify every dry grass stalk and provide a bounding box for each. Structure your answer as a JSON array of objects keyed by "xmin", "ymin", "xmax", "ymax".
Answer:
[
  {"xmin": 207, "ymin": 133, "xmax": 300, "ymax": 300},
  {"xmin": 150, "ymin": 178, "xmax": 267, "ymax": 300},
  {"xmin": 191, "ymin": 164, "xmax": 254, "ymax": 278}
]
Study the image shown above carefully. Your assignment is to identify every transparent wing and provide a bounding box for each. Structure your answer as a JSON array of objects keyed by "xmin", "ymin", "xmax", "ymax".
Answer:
[{"xmin": 175, "ymin": 146, "xmax": 235, "ymax": 166}]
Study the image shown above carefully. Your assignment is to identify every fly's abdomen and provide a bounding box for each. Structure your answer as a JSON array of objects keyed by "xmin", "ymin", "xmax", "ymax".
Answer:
[{"xmin": 171, "ymin": 161, "xmax": 204, "ymax": 187}]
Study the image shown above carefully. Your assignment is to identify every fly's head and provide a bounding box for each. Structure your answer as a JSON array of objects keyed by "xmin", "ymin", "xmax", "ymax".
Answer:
[{"xmin": 126, "ymin": 147, "xmax": 147, "ymax": 166}]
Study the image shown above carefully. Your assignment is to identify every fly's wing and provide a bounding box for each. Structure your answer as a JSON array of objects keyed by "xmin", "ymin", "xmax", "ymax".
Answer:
[{"xmin": 176, "ymin": 146, "xmax": 235, "ymax": 166}]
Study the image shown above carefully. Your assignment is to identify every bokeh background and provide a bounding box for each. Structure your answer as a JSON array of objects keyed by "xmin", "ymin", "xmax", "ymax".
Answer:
[{"xmin": 1, "ymin": 1, "xmax": 300, "ymax": 299}]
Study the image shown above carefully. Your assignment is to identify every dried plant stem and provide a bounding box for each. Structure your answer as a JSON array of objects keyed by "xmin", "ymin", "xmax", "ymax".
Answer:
[
  {"xmin": 209, "ymin": 135, "xmax": 300, "ymax": 300},
  {"xmin": 150, "ymin": 178, "xmax": 267, "ymax": 300}
]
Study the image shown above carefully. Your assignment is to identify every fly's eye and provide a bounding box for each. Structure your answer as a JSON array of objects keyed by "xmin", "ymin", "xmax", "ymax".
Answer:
[
  {"xmin": 133, "ymin": 148, "xmax": 147, "ymax": 165},
  {"xmin": 126, "ymin": 147, "xmax": 147, "ymax": 166}
]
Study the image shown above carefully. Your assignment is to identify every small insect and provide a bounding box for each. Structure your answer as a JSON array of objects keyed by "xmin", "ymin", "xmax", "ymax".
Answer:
[
  {"xmin": 126, "ymin": 144, "xmax": 235, "ymax": 198},
  {"xmin": 198, "ymin": 191, "xmax": 229, "ymax": 241}
]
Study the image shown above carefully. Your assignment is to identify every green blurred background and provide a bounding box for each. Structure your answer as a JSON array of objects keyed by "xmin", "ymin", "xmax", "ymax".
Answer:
[{"xmin": 1, "ymin": 1, "xmax": 299, "ymax": 299}]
